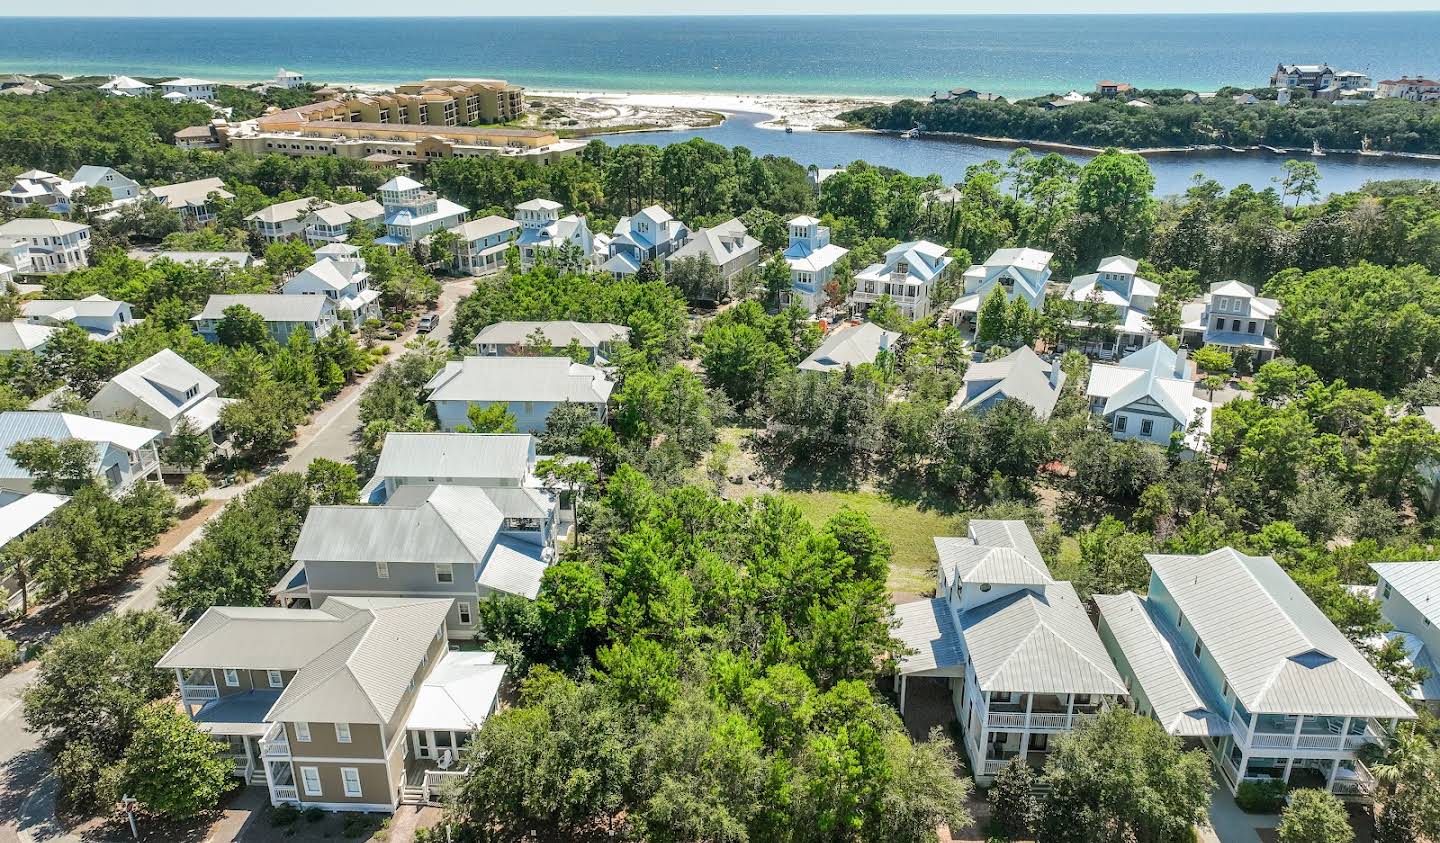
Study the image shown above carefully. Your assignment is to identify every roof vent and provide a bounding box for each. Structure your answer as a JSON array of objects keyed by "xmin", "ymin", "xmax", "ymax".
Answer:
[{"xmin": 1288, "ymin": 649, "xmax": 1335, "ymax": 669}]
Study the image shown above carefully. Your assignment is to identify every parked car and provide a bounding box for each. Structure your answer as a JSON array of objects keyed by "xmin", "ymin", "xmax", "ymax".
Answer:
[{"xmin": 417, "ymin": 314, "xmax": 437, "ymax": 333}]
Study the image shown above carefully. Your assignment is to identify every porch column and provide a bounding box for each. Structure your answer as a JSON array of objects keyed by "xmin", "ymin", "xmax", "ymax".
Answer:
[
  {"xmin": 1325, "ymin": 759, "xmax": 1340, "ymax": 793},
  {"xmin": 1340, "ymin": 716, "xmax": 1351, "ymax": 750},
  {"xmin": 898, "ymin": 675, "xmax": 908, "ymax": 715},
  {"xmin": 1282, "ymin": 756, "xmax": 1294, "ymax": 784},
  {"xmin": 1021, "ymin": 692, "xmax": 1034, "ymax": 767},
  {"xmin": 1292, "ymin": 715, "xmax": 1304, "ymax": 750},
  {"xmin": 1066, "ymin": 693, "xmax": 1075, "ymax": 729},
  {"xmin": 242, "ymin": 735, "xmax": 253, "ymax": 780}
]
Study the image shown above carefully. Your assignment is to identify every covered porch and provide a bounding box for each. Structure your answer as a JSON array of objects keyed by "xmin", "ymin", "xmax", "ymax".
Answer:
[
  {"xmin": 401, "ymin": 650, "xmax": 507, "ymax": 804},
  {"xmin": 891, "ymin": 598, "xmax": 966, "ymax": 720},
  {"xmin": 191, "ymin": 689, "xmax": 280, "ymax": 786}
]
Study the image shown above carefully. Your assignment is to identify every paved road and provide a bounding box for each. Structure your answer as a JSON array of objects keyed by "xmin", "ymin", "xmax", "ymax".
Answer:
[{"xmin": 0, "ymin": 277, "xmax": 477, "ymax": 843}]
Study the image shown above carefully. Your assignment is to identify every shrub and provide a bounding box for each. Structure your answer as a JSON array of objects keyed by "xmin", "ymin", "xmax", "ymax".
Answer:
[
  {"xmin": 54, "ymin": 740, "xmax": 123, "ymax": 814},
  {"xmin": 0, "ymin": 637, "xmax": 18, "ymax": 669},
  {"xmin": 1236, "ymin": 778, "xmax": 1288, "ymax": 813},
  {"xmin": 342, "ymin": 814, "xmax": 376, "ymax": 838},
  {"xmin": 304, "ymin": 806, "xmax": 325, "ymax": 823},
  {"xmin": 270, "ymin": 803, "xmax": 301, "ymax": 826}
]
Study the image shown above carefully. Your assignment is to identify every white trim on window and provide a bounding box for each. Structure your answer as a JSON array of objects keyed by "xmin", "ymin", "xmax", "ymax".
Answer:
[
  {"xmin": 340, "ymin": 767, "xmax": 362, "ymax": 797},
  {"xmin": 335, "ymin": 723, "xmax": 351, "ymax": 743},
  {"xmin": 267, "ymin": 669, "xmax": 284, "ymax": 688},
  {"xmin": 300, "ymin": 766, "xmax": 322, "ymax": 796},
  {"xmin": 376, "ymin": 561, "xmax": 389, "ymax": 579},
  {"xmin": 295, "ymin": 721, "xmax": 311, "ymax": 742},
  {"xmin": 457, "ymin": 602, "xmax": 471, "ymax": 625},
  {"xmin": 223, "ymin": 668, "xmax": 240, "ymax": 687},
  {"xmin": 436, "ymin": 564, "xmax": 453, "ymax": 584}
]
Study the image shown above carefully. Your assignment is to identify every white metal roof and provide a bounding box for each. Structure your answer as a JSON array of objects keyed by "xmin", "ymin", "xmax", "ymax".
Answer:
[
  {"xmin": 798, "ymin": 322, "xmax": 900, "ymax": 373},
  {"xmin": 193, "ymin": 294, "xmax": 332, "ymax": 323},
  {"xmin": 372, "ymin": 432, "xmax": 534, "ymax": 483},
  {"xmin": 1149, "ymin": 548, "xmax": 1415, "ymax": 718},
  {"xmin": 424, "ymin": 356, "xmax": 614, "ymax": 405},
  {"xmin": 894, "ymin": 598, "xmax": 966, "ymax": 676},
  {"xmin": 292, "ymin": 485, "xmax": 503, "ymax": 565},
  {"xmin": 406, "ymin": 650, "xmax": 507, "ymax": 732},
  {"xmin": 98, "ymin": 348, "xmax": 218, "ymax": 422},
  {"xmin": 472, "ymin": 321, "xmax": 629, "ymax": 350},
  {"xmin": 0, "ymin": 321, "xmax": 56, "ymax": 352},
  {"xmin": 1372, "ymin": 562, "xmax": 1440, "ymax": 628},
  {"xmin": 1095, "ymin": 592, "xmax": 1230, "ymax": 737},
  {"xmin": 0, "ymin": 491, "xmax": 68, "ymax": 548}
]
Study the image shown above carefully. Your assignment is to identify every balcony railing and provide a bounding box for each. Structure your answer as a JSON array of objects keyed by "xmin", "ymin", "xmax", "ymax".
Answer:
[
  {"xmin": 181, "ymin": 684, "xmax": 219, "ymax": 702},
  {"xmin": 272, "ymin": 785, "xmax": 298, "ymax": 803},
  {"xmin": 982, "ymin": 758, "xmax": 1011, "ymax": 776},
  {"xmin": 984, "ymin": 711, "xmax": 1101, "ymax": 731},
  {"xmin": 259, "ymin": 722, "xmax": 290, "ymax": 758},
  {"xmin": 1244, "ymin": 727, "xmax": 1381, "ymax": 752}
]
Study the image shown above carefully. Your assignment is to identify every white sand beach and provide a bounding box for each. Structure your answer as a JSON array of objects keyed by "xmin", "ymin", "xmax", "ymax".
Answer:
[{"xmin": 527, "ymin": 90, "xmax": 896, "ymax": 131}]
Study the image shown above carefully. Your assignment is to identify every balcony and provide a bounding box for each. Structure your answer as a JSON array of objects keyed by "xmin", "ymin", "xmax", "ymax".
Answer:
[
  {"xmin": 272, "ymin": 785, "xmax": 298, "ymax": 803},
  {"xmin": 1236, "ymin": 713, "xmax": 1384, "ymax": 753},
  {"xmin": 985, "ymin": 710, "xmax": 1100, "ymax": 731},
  {"xmin": 181, "ymin": 684, "xmax": 219, "ymax": 703},
  {"xmin": 259, "ymin": 722, "xmax": 290, "ymax": 759}
]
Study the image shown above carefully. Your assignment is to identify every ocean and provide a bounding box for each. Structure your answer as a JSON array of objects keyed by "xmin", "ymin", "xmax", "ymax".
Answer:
[{"xmin": 3, "ymin": 14, "xmax": 1440, "ymax": 99}]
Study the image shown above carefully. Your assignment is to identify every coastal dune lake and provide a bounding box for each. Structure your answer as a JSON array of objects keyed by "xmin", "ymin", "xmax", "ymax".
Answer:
[{"xmin": 6, "ymin": 13, "xmax": 1440, "ymax": 194}]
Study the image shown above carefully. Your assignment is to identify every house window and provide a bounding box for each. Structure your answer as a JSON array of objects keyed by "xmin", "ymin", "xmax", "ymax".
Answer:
[
  {"xmin": 1248, "ymin": 321, "xmax": 1257, "ymax": 334},
  {"xmin": 267, "ymin": 670, "xmax": 284, "ymax": 688},
  {"xmin": 223, "ymin": 668, "xmax": 240, "ymax": 687},
  {"xmin": 1222, "ymin": 681, "xmax": 1230, "ymax": 698},
  {"xmin": 1140, "ymin": 419, "xmax": 1154, "ymax": 436},
  {"xmin": 1214, "ymin": 318, "xmax": 1224, "ymax": 330},
  {"xmin": 1382, "ymin": 583, "xmax": 1391, "ymax": 600},
  {"xmin": 300, "ymin": 766, "xmax": 322, "ymax": 796},
  {"xmin": 436, "ymin": 564, "xmax": 454, "ymax": 584},
  {"xmin": 458, "ymin": 602, "xmax": 472, "ymax": 624},
  {"xmin": 341, "ymin": 767, "xmax": 362, "ymax": 797},
  {"xmin": 1193, "ymin": 640, "xmax": 1203, "ymax": 659},
  {"xmin": 1115, "ymin": 415, "xmax": 1128, "ymax": 432},
  {"xmin": 376, "ymin": 561, "xmax": 389, "ymax": 579},
  {"xmin": 295, "ymin": 721, "xmax": 311, "ymax": 742},
  {"xmin": 335, "ymin": 722, "xmax": 351, "ymax": 743},
  {"xmin": 1231, "ymin": 320, "xmax": 1241, "ymax": 332}
]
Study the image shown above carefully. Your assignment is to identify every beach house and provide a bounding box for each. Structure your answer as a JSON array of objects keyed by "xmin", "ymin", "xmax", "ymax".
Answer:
[
  {"xmin": 1062, "ymin": 255, "xmax": 1160, "ymax": 355},
  {"xmin": 947, "ymin": 248, "xmax": 1052, "ymax": 329},
  {"xmin": 1180, "ymin": 280, "xmax": 1280, "ymax": 364},
  {"xmin": 892, "ymin": 521, "xmax": 1127, "ymax": 785},
  {"xmin": 157, "ymin": 597, "xmax": 506, "ymax": 810},
  {"xmin": 797, "ymin": 321, "xmax": 900, "ymax": 374},
  {"xmin": 0, "ymin": 411, "xmax": 161, "ymax": 497},
  {"xmin": 448, "ymin": 216, "xmax": 519, "ymax": 275},
  {"xmin": 848, "ymin": 240, "xmax": 953, "ymax": 321},
  {"xmin": 248, "ymin": 198, "xmax": 330, "ymax": 244},
  {"xmin": 376, "ymin": 177, "xmax": 468, "ymax": 248},
  {"xmin": 949, "ymin": 346, "xmax": 1065, "ymax": 420},
  {"xmin": 1085, "ymin": 343, "xmax": 1212, "ymax": 451},
  {"xmin": 145, "ymin": 178, "xmax": 234, "ymax": 226},
  {"xmin": 0, "ymin": 218, "xmax": 92, "ymax": 275},
  {"xmin": 70, "ymin": 166, "xmax": 141, "ymax": 204},
  {"xmin": 781, "ymin": 215, "xmax": 848, "ymax": 314},
  {"xmin": 601, "ymin": 206, "xmax": 689, "ymax": 276},
  {"xmin": 472, "ymin": 321, "xmax": 629, "ymax": 364},
  {"xmin": 87, "ymin": 348, "xmax": 234, "ymax": 450},
  {"xmin": 192, "ymin": 295, "xmax": 338, "ymax": 344},
  {"xmin": 424, "ymin": 356, "xmax": 614, "ymax": 433},
  {"xmin": 302, "ymin": 199, "xmax": 385, "ymax": 246},
  {"xmin": 99, "ymin": 76, "xmax": 153, "ymax": 97},
  {"xmin": 664, "ymin": 217, "xmax": 762, "ymax": 282},
  {"xmin": 282, "ymin": 249, "xmax": 382, "ymax": 325},
  {"xmin": 158, "ymin": 78, "xmax": 217, "ymax": 101},
  {"xmin": 1096, "ymin": 548, "xmax": 1414, "ymax": 801},
  {"xmin": 1369, "ymin": 563, "xmax": 1440, "ymax": 713},
  {"xmin": 513, "ymin": 199, "xmax": 595, "ymax": 270}
]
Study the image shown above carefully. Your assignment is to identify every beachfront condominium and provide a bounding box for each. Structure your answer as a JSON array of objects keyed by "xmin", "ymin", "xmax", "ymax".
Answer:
[
  {"xmin": 1095, "ymin": 548, "xmax": 1414, "ymax": 802},
  {"xmin": 892, "ymin": 520, "xmax": 1127, "ymax": 785},
  {"xmin": 391, "ymin": 78, "xmax": 526, "ymax": 124}
]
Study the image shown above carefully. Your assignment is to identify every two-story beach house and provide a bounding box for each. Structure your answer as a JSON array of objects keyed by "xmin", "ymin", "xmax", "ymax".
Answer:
[
  {"xmin": 601, "ymin": 206, "xmax": 689, "ymax": 277},
  {"xmin": 157, "ymin": 597, "xmax": 507, "ymax": 810},
  {"xmin": 513, "ymin": 199, "xmax": 595, "ymax": 270},
  {"xmin": 1180, "ymin": 281, "xmax": 1280, "ymax": 364},
  {"xmin": 0, "ymin": 321, "xmax": 56, "ymax": 356},
  {"xmin": 159, "ymin": 78, "xmax": 217, "ymax": 101},
  {"xmin": 849, "ymin": 240, "xmax": 953, "ymax": 322},
  {"xmin": 781, "ymin": 216, "xmax": 849, "ymax": 314},
  {"xmin": 1096, "ymin": 548, "xmax": 1415, "ymax": 801},
  {"xmin": 99, "ymin": 76, "xmax": 153, "ymax": 97},
  {"xmin": 273, "ymin": 483, "xmax": 558, "ymax": 637},
  {"xmin": 0, "ymin": 411, "xmax": 161, "ymax": 497},
  {"xmin": 1086, "ymin": 343, "xmax": 1212, "ymax": 451},
  {"xmin": 447, "ymin": 216, "xmax": 519, "ymax": 275},
  {"xmin": 375, "ymin": 177, "xmax": 467, "ymax": 248},
  {"xmin": 1370, "ymin": 562, "xmax": 1440, "ymax": 713},
  {"xmin": 247, "ymin": 198, "xmax": 330, "ymax": 244},
  {"xmin": 0, "ymin": 218, "xmax": 92, "ymax": 275},
  {"xmin": 472, "ymin": 321, "xmax": 630, "ymax": 365},
  {"xmin": 282, "ymin": 249, "xmax": 382, "ymax": 325},
  {"xmin": 664, "ymin": 217, "xmax": 762, "ymax": 282},
  {"xmin": 797, "ymin": 321, "xmax": 900, "ymax": 374},
  {"xmin": 20, "ymin": 295, "xmax": 134, "ymax": 342},
  {"xmin": 192, "ymin": 294, "xmax": 338, "ymax": 345},
  {"xmin": 1, "ymin": 171, "xmax": 78, "ymax": 214},
  {"xmin": 145, "ymin": 178, "xmax": 233, "ymax": 226},
  {"xmin": 947, "ymin": 248, "xmax": 1052, "ymax": 330},
  {"xmin": 949, "ymin": 346, "xmax": 1065, "ymax": 420},
  {"xmin": 1063, "ymin": 255, "xmax": 1160, "ymax": 355},
  {"xmin": 424, "ymin": 356, "xmax": 614, "ymax": 433},
  {"xmin": 86, "ymin": 349, "xmax": 234, "ymax": 451},
  {"xmin": 892, "ymin": 521, "xmax": 1127, "ymax": 785},
  {"xmin": 302, "ymin": 200, "xmax": 386, "ymax": 246}
]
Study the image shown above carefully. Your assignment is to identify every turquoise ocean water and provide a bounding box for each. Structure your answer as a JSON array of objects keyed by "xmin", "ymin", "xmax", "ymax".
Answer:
[{"xmin": 3, "ymin": 14, "xmax": 1440, "ymax": 99}]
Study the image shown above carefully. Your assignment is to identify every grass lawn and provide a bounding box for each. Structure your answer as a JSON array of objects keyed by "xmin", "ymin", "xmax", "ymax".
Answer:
[{"xmin": 778, "ymin": 489, "xmax": 966, "ymax": 597}]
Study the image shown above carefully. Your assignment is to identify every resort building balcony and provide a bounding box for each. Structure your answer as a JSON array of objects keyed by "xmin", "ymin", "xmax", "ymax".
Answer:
[
  {"xmin": 1229, "ymin": 710, "xmax": 1387, "ymax": 753},
  {"xmin": 982, "ymin": 692, "xmax": 1105, "ymax": 732}
]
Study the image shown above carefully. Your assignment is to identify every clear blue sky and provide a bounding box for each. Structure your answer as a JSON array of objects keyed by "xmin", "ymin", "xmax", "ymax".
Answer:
[{"xmin": 12, "ymin": 0, "xmax": 1440, "ymax": 15}]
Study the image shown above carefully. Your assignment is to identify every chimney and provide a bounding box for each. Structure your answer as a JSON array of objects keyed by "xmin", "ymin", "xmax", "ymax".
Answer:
[
  {"xmin": 1174, "ymin": 348, "xmax": 1189, "ymax": 379},
  {"xmin": 1049, "ymin": 360, "xmax": 1061, "ymax": 388}
]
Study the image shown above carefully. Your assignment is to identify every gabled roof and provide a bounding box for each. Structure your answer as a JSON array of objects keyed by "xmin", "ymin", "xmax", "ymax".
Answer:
[
  {"xmin": 857, "ymin": 240, "xmax": 952, "ymax": 284},
  {"xmin": 1086, "ymin": 343, "xmax": 1205, "ymax": 432},
  {"xmin": 0, "ymin": 218, "xmax": 89, "ymax": 237},
  {"xmin": 146, "ymin": 178, "xmax": 232, "ymax": 210},
  {"xmin": 0, "ymin": 321, "xmax": 56, "ymax": 352},
  {"xmin": 959, "ymin": 581, "xmax": 1127, "ymax": 695},
  {"xmin": 193, "ymin": 294, "xmax": 333, "ymax": 323},
  {"xmin": 515, "ymin": 198, "xmax": 562, "ymax": 212},
  {"xmin": 952, "ymin": 346, "xmax": 1064, "ymax": 419},
  {"xmin": 1096, "ymin": 255, "xmax": 1138, "ymax": 275},
  {"xmin": 1372, "ymin": 562, "xmax": 1440, "ymax": 628},
  {"xmin": 668, "ymin": 218, "xmax": 760, "ymax": 266},
  {"xmin": 0, "ymin": 491, "xmax": 68, "ymax": 548},
  {"xmin": 936, "ymin": 540, "xmax": 1053, "ymax": 589},
  {"xmin": 286, "ymin": 259, "xmax": 354, "ymax": 292},
  {"xmin": 451, "ymin": 215, "xmax": 519, "ymax": 241},
  {"xmin": 1148, "ymin": 548, "xmax": 1414, "ymax": 718},
  {"xmin": 969, "ymin": 519, "xmax": 1045, "ymax": 563},
  {"xmin": 247, "ymin": 197, "xmax": 329, "ymax": 224},
  {"xmin": 98, "ymin": 349, "xmax": 218, "ymax": 422},
  {"xmin": 292, "ymin": 485, "xmax": 503, "ymax": 565},
  {"xmin": 424, "ymin": 356, "xmax": 614, "ymax": 405},
  {"xmin": 979, "ymin": 247, "xmax": 1052, "ymax": 274},
  {"xmin": 783, "ymin": 242, "xmax": 848, "ymax": 273},
  {"xmin": 22, "ymin": 294, "xmax": 127, "ymax": 321},
  {"xmin": 798, "ymin": 322, "xmax": 899, "ymax": 373},
  {"xmin": 71, "ymin": 166, "xmax": 135, "ymax": 189},
  {"xmin": 372, "ymin": 432, "xmax": 534, "ymax": 483},
  {"xmin": 472, "ymin": 321, "xmax": 629, "ymax": 350},
  {"xmin": 1094, "ymin": 592, "xmax": 1230, "ymax": 737},
  {"xmin": 0, "ymin": 411, "xmax": 159, "ymax": 482}
]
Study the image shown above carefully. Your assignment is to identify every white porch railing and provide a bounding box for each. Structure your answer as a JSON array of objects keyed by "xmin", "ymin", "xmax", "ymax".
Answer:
[
  {"xmin": 984, "ymin": 711, "xmax": 1099, "ymax": 731},
  {"xmin": 1251, "ymin": 733, "xmax": 1295, "ymax": 749},
  {"xmin": 1229, "ymin": 709, "xmax": 1250, "ymax": 739},
  {"xmin": 259, "ymin": 722, "xmax": 290, "ymax": 758},
  {"xmin": 1296, "ymin": 734, "xmax": 1345, "ymax": 750},
  {"xmin": 981, "ymin": 759, "xmax": 1011, "ymax": 776},
  {"xmin": 272, "ymin": 785, "xmax": 298, "ymax": 803},
  {"xmin": 421, "ymin": 769, "xmax": 467, "ymax": 803},
  {"xmin": 986, "ymin": 713, "xmax": 1027, "ymax": 728},
  {"xmin": 181, "ymin": 685, "xmax": 219, "ymax": 702}
]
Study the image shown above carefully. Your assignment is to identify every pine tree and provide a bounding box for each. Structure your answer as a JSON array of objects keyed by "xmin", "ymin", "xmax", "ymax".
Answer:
[{"xmin": 975, "ymin": 286, "xmax": 1009, "ymax": 347}]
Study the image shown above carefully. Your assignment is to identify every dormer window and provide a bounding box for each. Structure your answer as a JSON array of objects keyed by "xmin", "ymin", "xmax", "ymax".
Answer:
[{"xmin": 1289, "ymin": 649, "xmax": 1335, "ymax": 668}]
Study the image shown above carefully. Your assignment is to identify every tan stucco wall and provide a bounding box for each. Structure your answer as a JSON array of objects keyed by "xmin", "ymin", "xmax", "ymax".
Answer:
[
  {"xmin": 285, "ymin": 721, "xmax": 385, "ymax": 758},
  {"xmin": 289, "ymin": 759, "xmax": 394, "ymax": 807}
]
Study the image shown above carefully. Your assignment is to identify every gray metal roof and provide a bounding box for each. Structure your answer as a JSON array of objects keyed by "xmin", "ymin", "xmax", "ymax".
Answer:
[
  {"xmin": 146, "ymin": 177, "xmax": 232, "ymax": 210},
  {"xmin": 0, "ymin": 411, "xmax": 158, "ymax": 482},
  {"xmin": 667, "ymin": 218, "xmax": 761, "ymax": 266},
  {"xmin": 424, "ymin": 356, "xmax": 614, "ymax": 405},
  {"xmin": 937, "ymin": 542, "xmax": 1052, "ymax": 590},
  {"xmin": 1149, "ymin": 548, "xmax": 1415, "ymax": 718},
  {"xmin": 292, "ymin": 485, "xmax": 502, "ymax": 565},
  {"xmin": 477, "ymin": 537, "xmax": 549, "ymax": 600},
  {"xmin": 798, "ymin": 322, "xmax": 900, "ymax": 373},
  {"xmin": 959, "ymin": 581, "xmax": 1126, "ymax": 695},
  {"xmin": 372, "ymin": 432, "xmax": 534, "ymax": 483},
  {"xmin": 246, "ymin": 197, "xmax": 328, "ymax": 224},
  {"xmin": 968, "ymin": 519, "xmax": 1045, "ymax": 564},
  {"xmin": 1094, "ymin": 592, "xmax": 1230, "ymax": 737},
  {"xmin": 894, "ymin": 597, "xmax": 965, "ymax": 676},
  {"xmin": 0, "ymin": 321, "xmax": 55, "ymax": 352},
  {"xmin": 97, "ymin": 349, "xmax": 218, "ymax": 422},
  {"xmin": 471, "ymin": 321, "xmax": 629, "ymax": 350},
  {"xmin": 193, "ymin": 294, "xmax": 332, "ymax": 323},
  {"xmin": 1372, "ymin": 562, "xmax": 1440, "ymax": 628},
  {"xmin": 952, "ymin": 346, "xmax": 1064, "ymax": 419}
]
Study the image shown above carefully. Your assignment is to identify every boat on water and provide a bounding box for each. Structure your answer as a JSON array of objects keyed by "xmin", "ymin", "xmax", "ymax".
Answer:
[
  {"xmin": 1311, "ymin": 139, "xmax": 1326, "ymax": 157},
  {"xmin": 785, "ymin": 126, "xmax": 794, "ymax": 134},
  {"xmin": 900, "ymin": 127, "xmax": 920, "ymax": 139}
]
